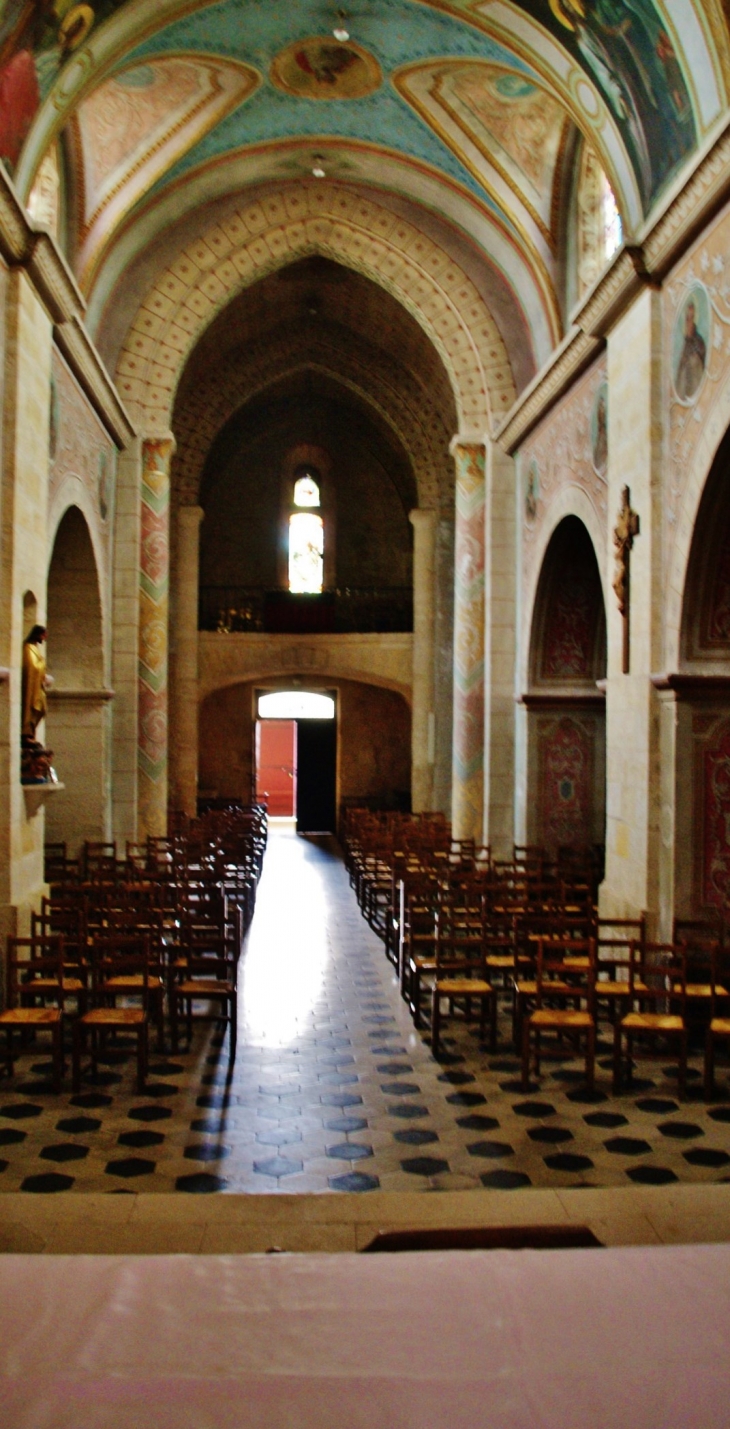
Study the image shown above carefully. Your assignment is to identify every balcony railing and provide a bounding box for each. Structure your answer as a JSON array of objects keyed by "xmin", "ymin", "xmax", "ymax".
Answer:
[{"xmin": 199, "ymin": 587, "xmax": 413, "ymax": 635}]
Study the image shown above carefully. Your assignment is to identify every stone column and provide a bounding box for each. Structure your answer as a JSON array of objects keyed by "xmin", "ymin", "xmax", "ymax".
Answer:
[
  {"xmin": 409, "ymin": 507, "xmax": 437, "ymax": 812},
  {"xmin": 602, "ymin": 287, "xmax": 662, "ymax": 928},
  {"xmin": 171, "ymin": 504, "xmax": 204, "ymax": 818},
  {"xmin": 483, "ymin": 439, "xmax": 516, "ymax": 858},
  {"xmin": 137, "ymin": 434, "xmax": 175, "ymax": 840},
  {"xmin": 450, "ymin": 437, "xmax": 486, "ymax": 842}
]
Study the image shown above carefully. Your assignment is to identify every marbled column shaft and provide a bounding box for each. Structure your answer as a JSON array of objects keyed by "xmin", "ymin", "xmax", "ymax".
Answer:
[
  {"xmin": 409, "ymin": 508, "xmax": 437, "ymax": 813},
  {"xmin": 451, "ymin": 440, "xmax": 486, "ymax": 841},
  {"xmin": 138, "ymin": 435, "xmax": 174, "ymax": 840},
  {"xmin": 172, "ymin": 504, "xmax": 204, "ymax": 818}
]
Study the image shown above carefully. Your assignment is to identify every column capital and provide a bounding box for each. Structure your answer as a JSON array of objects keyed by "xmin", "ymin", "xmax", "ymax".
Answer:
[
  {"xmin": 141, "ymin": 430, "xmax": 176, "ymax": 458},
  {"xmin": 449, "ymin": 432, "xmax": 489, "ymax": 456},
  {"xmin": 178, "ymin": 504, "xmax": 204, "ymax": 528},
  {"xmin": 409, "ymin": 506, "xmax": 437, "ymax": 531}
]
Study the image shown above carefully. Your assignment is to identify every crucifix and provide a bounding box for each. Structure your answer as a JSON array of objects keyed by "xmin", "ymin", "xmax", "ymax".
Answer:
[{"xmin": 613, "ymin": 485, "xmax": 640, "ymax": 674}]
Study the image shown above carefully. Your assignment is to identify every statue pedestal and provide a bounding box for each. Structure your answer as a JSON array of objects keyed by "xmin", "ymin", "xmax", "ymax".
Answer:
[{"xmin": 22, "ymin": 782, "xmax": 65, "ymax": 819}]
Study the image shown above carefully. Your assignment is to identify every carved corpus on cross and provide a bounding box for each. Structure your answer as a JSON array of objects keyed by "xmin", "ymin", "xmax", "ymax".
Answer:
[{"xmin": 613, "ymin": 485, "xmax": 640, "ymax": 674}]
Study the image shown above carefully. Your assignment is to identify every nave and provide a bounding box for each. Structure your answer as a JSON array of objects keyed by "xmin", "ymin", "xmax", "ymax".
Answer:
[{"xmin": 1, "ymin": 825, "xmax": 730, "ymax": 1196}]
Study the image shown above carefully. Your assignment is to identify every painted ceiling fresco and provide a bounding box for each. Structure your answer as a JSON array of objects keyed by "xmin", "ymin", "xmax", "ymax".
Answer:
[
  {"xmin": 69, "ymin": 55, "xmax": 258, "ymax": 285},
  {"xmin": 0, "ymin": 0, "xmax": 726, "ymax": 363},
  {"xmin": 485, "ymin": 0, "xmax": 697, "ymax": 207}
]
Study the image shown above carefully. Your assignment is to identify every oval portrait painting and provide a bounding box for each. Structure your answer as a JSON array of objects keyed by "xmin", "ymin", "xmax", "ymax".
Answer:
[
  {"xmin": 271, "ymin": 38, "xmax": 382, "ymax": 100},
  {"xmin": 673, "ymin": 282, "xmax": 711, "ymax": 404}
]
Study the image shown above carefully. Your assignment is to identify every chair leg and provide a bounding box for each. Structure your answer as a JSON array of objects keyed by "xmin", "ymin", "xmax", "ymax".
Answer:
[
  {"xmin": 585, "ymin": 1023, "xmax": 596, "ymax": 1091},
  {"xmin": 413, "ymin": 971, "xmax": 422, "ymax": 1029},
  {"xmin": 52, "ymin": 1021, "xmax": 63, "ymax": 1094},
  {"xmin": 431, "ymin": 988, "xmax": 441, "ymax": 1058},
  {"xmin": 489, "ymin": 988, "xmax": 497, "ymax": 1053},
  {"xmin": 137, "ymin": 1023, "xmax": 148, "ymax": 1093},
  {"xmin": 72, "ymin": 1020, "xmax": 84, "ymax": 1094},
  {"xmin": 230, "ymin": 993, "xmax": 237, "ymax": 1055},
  {"xmin": 612, "ymin": 1021, "xmax": 622, "ymax": 1094},
  {"xmin": 521, "ymin": 1015, "xmax": 531, "ymax": 1092},
  {"xmin": 155, "ymin": 989, "xmax": 165, "ymax": 1052},
  {"xmin": 170, "ymin": 992, "xmax": 179, "ymax": 1054},
  {"xmin": 704, "ymin": 1027, "xmax": 715, "ymax": 1101},
  {"xmin": 678, "ymin": 1029, "xmax": 687, "ymax": 1100}
]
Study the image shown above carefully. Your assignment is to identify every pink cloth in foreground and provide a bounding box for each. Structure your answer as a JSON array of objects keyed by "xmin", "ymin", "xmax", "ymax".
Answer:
[{"xmin": 2, "ymin": 1245, "xmax": 730, "ymax": 1428}]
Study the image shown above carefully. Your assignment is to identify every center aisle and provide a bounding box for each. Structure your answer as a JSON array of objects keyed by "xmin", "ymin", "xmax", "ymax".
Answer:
[
  {"xmin": 1, "ymin": 824, "xmax": 729, "ymax": 1192},
  {"xmin": 233, "ymin": 822, "xmax": 479, "ymax": 1192}
]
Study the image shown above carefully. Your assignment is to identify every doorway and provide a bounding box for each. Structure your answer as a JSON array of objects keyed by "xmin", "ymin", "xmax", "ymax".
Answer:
[
  {"xmin": 255, "ymin": 690, "xmax": 337, "ymax": 834},
  {"xmin": 255, "ymin": 720, "xmax": 296, "ymax": 816}
]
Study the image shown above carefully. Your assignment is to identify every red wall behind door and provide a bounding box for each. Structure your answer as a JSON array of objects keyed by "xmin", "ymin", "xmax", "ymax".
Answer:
[{"xmin": 256, "ymin": 719, "xmax": 296, "ymax": 816}]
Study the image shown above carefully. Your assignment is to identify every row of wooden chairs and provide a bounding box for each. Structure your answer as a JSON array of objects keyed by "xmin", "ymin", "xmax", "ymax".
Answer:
[
  {"xmin": 344, "ymin": 810, "xmax": 729, "ymax": 1097},
  {"xmin": 0, "ymin": 807, "xmax": 267, "ymax": 1093}
]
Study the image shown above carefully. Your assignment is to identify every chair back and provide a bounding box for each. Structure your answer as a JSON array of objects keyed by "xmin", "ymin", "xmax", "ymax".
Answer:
[
  {"xmin": 632, "ymin": 941, "xmax": 686, "ymax": 1017},
  {"xmin": 533, "ymin": 936, "xmax": 596, "ymax": 1013},
  {"xmin": 90, "ymin": 932, "xmax": 151, "ymax": 1004},
  {"xmin": 6, "ymin": 935, "xmax": 65, "ymax": 1008}
]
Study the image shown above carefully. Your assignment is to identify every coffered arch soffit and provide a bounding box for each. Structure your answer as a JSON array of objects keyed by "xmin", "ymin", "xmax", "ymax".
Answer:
[
  {"xmin": 172, "ymin": 325, "xmax": 452, "ymax": 512},
  {"xmin": 89, "ymin": 153, "xmax": 556, "ymax": 379},
  {"xmin": 114, "ymin": 185, "xmax": 517, "ymax": 436}
]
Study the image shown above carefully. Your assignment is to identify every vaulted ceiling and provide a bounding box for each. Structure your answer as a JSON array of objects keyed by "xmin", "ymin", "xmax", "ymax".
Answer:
[{"xmin": 3, "ymin": 0, "xmax": 728, "ymax": 395}]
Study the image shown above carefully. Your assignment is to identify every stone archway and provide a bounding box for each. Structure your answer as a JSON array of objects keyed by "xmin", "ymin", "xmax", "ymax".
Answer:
[
  {"xmin": 524, "ymin": 515, "xmax": 607, "ymax": 859},
  {"xmin": 115, "ymin": 185, "xmax": 516, "ymax": 439},
  {"xmin": 670, "ymin": 425, "xmax": 730, "ymax": 918},
  {"xmin": 172, "ymin": 327, "xmax": 452, "ymax": 513},
  {"xmin": 45, "ymin": 506, "xmax": 109, "ymax": 854}
]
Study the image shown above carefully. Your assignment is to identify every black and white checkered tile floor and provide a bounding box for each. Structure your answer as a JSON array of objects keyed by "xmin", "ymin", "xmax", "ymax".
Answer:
[{"xmin": 1, "ymin": 825, "xmax": 729, "ymax": 1194}]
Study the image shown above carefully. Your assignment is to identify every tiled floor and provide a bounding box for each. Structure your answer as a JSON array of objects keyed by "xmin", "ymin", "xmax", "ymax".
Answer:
[{"xmin": 1, "ymin": 822, "xmax": 730, "ymax": 1195}]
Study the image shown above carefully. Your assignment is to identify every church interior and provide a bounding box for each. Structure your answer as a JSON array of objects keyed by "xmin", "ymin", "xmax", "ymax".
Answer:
[{"xmin": 3, "ymin": 0, "xmax": 730, "ymax": 1419}]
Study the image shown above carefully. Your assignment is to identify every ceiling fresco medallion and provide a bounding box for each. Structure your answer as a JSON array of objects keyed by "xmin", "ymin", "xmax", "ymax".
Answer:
[{"xmin": 270, "ymin": 37, "xmax": 381, "ymax": 100}]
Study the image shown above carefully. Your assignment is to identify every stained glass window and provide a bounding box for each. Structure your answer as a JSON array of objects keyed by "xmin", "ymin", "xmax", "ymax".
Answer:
[
  {"xmin": 293, "ymin": 473, "xmax": 320, "ymax": 507},
  {"xmin": 289, "ymin": 512, "xmax": 324, "ymax": 593},
  {"xmin": 577, "ymin": 147, "xmax": 622, "ymax": 298}
]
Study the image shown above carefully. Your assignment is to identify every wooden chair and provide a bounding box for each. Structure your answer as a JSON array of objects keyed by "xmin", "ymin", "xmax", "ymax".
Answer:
[
  {"xmin": 169, "ymin": 934, "xmax": 237, "ymax": 1054},
  {"xmin": 103, "ymin": 923, "xmax": 166, "ymax": 1050},
  {"xmin": 22, "ymin": 921, "xmax": 88, "ymax": 1014},
  {"xmin": 613, "ymin": 942, "xmax": 688, "ymax": 1097},
  {"xmin": 703, "ymin": 951, "xmax": 730, "ymax": 1098},
  {"xmin": 594, "ymin": 916, "xmax": 646, "ymax": 1030},
  {"xmin": 73, "ymin": 935, "xmax": 150, "ymax": 1093},
  {"xmin": 430, "ymin": 892, "xmax": 495, "ymax": 1058},
  {"xmin": 0, "ymin": 937, "xmax": 65, "ymax": 1091},
  {"xmin": 521, "ymin": 937, "xmax": 596, "ymax": 1092},
  {"xmin": 512, "ymin": 931, "xmax": 592, "ymax": 1049}
]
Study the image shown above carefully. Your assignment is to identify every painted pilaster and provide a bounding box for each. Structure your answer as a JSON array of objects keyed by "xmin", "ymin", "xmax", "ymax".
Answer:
[
  {"xmin": 112, "ymin": 437, "xmax": 142, "ymax": 849},
  {"xmin": 484, "ymin": 439, "xmax": 516, "ymax": 858},
  {"xmin": 138, "ymin": 434, "xmax": 174, "ymax": 840},
  {"xmin": 602, "ymin": 287, "xmax": 663, "ymax": 927},
  {"xmin": 451, "ymin": 438, "xmax": 486, "ymax": 842},
  {"xmin": 171, "ymin": 503, "xmax": 203, "ymax": 818},
  {"xmin": 409, "ymin": 507, "xmax": 436, "ymax": 812}
]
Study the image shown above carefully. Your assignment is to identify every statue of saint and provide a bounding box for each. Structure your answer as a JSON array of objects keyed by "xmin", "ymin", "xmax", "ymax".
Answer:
[
  {"xmin": 22, "ymin": 624, "xmax": 48, "ymax": 739},
  {"xmin": 21, "ymin": 624, "xmax": 56, "ymax": 782}
]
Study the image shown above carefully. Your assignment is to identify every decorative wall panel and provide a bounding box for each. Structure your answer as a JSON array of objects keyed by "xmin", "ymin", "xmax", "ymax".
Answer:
[
  {"xmin": 49, "ymin": 347, "xmax": 116, "ymax": 576},
  {"xmin": 537, "ymin": 711, "xmax": 594, "ymax": 851},
  {"xmin": 519, "ymin": 355, "xmax": 608, "ymax": 611}
]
